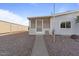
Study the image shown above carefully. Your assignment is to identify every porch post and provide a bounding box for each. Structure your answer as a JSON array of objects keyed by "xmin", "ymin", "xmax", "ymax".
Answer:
[
  {"xmin": 35, "ymin": 19, "xmax": 37, "ymax": 33},
  {"xmin": 50, "ymin": 18, "xmax": 52, "ymax": 35},
  {"xmin": 29, "ymin": 20, "xmax": 31, "ymax": 34},
  {"xmin": 29, "ymin": 20, "xmax": 31, "ymax": 28},
  {"xmin": 42, "ymin": 19, "xmax": 43, "ymax": 33}
]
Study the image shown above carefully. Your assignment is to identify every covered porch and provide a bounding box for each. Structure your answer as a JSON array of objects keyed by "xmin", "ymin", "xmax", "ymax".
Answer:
[{"xmin": 28, "ymin": 16, "xmax": 52, "ymax": 35}]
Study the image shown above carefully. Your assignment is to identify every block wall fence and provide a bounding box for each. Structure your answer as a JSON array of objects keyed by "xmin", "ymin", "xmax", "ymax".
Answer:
[{"xmin": 0, "ymin": 21, "xmax": 28, "ymax": 33}]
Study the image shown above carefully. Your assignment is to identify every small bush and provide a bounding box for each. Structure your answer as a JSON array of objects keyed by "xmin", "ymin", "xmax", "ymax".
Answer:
[{"xmin": 71, "ymin": 35, "xmax": 78, "ymax": 39}]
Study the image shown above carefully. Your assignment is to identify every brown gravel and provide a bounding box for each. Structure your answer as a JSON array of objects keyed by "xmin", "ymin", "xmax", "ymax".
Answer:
[
  {"xmin": 1, "ymin": 32, "xmax": 79, "ymax": 56},
  {"xmin": 0, "ymin": 31, "xmax": 35, "ymax": 56},
  {"xmin": 44, "ymin": 35, "xmax": 79, "ymax": 56}
]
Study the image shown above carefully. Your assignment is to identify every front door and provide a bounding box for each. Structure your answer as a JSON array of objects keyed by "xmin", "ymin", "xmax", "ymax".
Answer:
[{"xmin": 37, "ymin": 19, "xmax": 43, "ymax": 33}]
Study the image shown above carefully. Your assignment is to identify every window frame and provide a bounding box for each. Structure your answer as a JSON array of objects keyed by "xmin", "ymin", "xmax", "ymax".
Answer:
[
  {"xmin": 31, "ymin": 19, "xmax": 35, "ymax": 28},
  {"xmin": 60, "ymin": 21, "xmax": 71, "ymax": 28},
  {"xmin": 43, "ymin": 19, "xmax": 50, "ymax": 28}
]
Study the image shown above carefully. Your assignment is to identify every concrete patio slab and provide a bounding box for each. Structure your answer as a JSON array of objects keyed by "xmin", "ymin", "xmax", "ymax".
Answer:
[{"xmin": 31, "ymin": 35, "xmax": 48, "ymax": 56}]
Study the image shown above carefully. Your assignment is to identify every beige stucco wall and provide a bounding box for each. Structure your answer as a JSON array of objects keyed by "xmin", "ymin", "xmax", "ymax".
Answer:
[
  {"xmin": 0, "ymin": 21, "xmax": 28, "ymax": 34},
  {"xmin": 0, "ymin": 21, "xmax": 11, "ymax": 33}
]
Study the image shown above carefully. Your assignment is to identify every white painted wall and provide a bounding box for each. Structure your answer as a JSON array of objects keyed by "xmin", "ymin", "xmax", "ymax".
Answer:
[
  {"xmin": 29, "ymin": 11, "xmax": 79, "ymax": 35},
  {"xmin": 53, "ymin": 12, "xmax": 79, "ymax": 35}
]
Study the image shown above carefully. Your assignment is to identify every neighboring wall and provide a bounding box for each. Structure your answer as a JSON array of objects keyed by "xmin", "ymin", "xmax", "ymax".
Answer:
[
  {"xmin": 0, "ymin": 20, "xmax": 28, "ymax": 33},
  {"xmin": 0, "ymin": 21, "xmax": 11, "ymax": 33},
  {"xmin": 52, "ymin": 11, "xmax": 79, "ymax": 35}
]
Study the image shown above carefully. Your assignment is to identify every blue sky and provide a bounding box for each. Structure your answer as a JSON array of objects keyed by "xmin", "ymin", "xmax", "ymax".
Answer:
[
  {"xmin": 0, "ymin": 3, "xmax": 53, "ymax": 25},
  {"xmin": 55, "ymin": 3, "xmax": 79, "ymax": 13},
  {"xmin": 0, "ymin": 3, "xmax": 53, "ymax": 17},
  {"xmin": 0, "ymin": 3, "xmax": 79, "ymax": 26}
]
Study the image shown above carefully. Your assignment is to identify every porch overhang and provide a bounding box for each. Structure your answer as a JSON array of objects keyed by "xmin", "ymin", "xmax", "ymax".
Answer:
[{"xmin": 27, "ymin": 15, "xmax": 52, "ymax": 20}]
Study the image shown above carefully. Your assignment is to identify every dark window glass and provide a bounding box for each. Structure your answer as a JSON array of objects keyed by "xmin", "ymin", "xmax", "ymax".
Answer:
[
  {"xmin": 66, "ymin": 22, "xmax": 71, "ymax": 28},
  {"xmin": 60, "ymin": 21, "xmax": 71, "ymax": 28},
  {"xmin": 61, "ymin": 22, "xmax": 65, "ymax": 28}
]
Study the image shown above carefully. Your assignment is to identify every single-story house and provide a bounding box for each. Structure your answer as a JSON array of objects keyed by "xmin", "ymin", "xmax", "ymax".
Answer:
[
  {"xmin": 0, "ymin": 20, "xmax": 28, "ymax": 34},
  {"xmin": 28, "ymin": 10, "xmax": 79, "ymax": 35}
]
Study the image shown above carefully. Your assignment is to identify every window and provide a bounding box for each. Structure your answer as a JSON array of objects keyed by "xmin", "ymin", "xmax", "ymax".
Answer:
[
  {"xmin": 43, "ymin": 19, "xmax": 50, "ymax": 28},
  {"xmin": 66, "ymin": 22, "xmax": 71, "ymax": 28},
  {"xmin": 76, "ymin": 16, "xmax": 79, "ymax": 23},
  {"xmin": 61, "ymin": 22, "xmax": 65, "ymax": 28},
  {"xmin": 31, "ymin": 20, "xmax": 35, "ymax": 28},
  {"xmin": 37, "ymin": 19, "xmax": 42, "ymax": 32},
  {"xmin": 60, "ymin": 21, "xmax": 71, "ymax": 28}
]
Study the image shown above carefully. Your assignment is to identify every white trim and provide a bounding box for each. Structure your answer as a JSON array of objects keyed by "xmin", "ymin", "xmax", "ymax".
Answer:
[{"xmin": 50, "ymin": 17, "xmax": 53, "ymax": 35}]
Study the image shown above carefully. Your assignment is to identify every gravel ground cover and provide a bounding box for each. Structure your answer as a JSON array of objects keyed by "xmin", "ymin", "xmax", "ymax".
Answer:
[
  {"xmin": 44, "ymin": 35, "xmax": 79, "ymax": 56},
  {"xmin": 0, "ymin": 31, "xmax": 35, "ymax": 56}
]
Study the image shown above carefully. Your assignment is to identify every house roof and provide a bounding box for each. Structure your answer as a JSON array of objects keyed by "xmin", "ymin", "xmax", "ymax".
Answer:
[
  {"xmin": 55, "ymin": 9, "xmax": 79, "ymax": 17},
  {"xmin": 27, "ymin": 9, "xmax": 79, "ymax": 20}
]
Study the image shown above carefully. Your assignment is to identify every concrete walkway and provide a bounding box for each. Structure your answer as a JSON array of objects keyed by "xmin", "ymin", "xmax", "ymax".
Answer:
[{"xmin": 31, "ymin": 35, "xmax": 48, "ymax": 56}]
